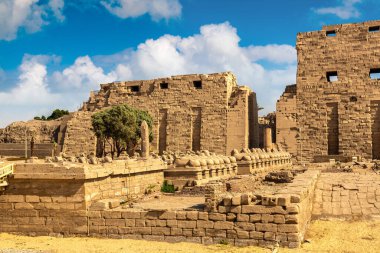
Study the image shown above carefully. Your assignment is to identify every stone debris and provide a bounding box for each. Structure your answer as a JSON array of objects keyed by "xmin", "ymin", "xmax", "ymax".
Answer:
[{"xmin": 265, "ymin": 171, "xmax": 294, "ymax": 183}]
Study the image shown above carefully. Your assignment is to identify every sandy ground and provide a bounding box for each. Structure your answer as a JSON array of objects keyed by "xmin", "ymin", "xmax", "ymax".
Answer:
[{"xmin": 0, "ymin": 220, "xmax": 379, "ymax": 253}]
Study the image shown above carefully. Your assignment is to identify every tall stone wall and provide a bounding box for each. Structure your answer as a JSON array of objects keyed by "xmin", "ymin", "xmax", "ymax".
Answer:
[
  {"xmin": 276, "ymin": 84, "xmax": 297, "ymax": 157},
  {"xmin": 297, "ymin": 20, "xmax": 380, "ymax": 162},
  {"xmin": 81, "ymin": 72, "xmax": 258, "ymax": 155},
  {"xmin": 226, "ymin": 87, "xmax": 250, "ymax": 153}
]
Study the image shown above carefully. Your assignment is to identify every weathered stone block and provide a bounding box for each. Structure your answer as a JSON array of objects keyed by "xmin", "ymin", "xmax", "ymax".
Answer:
[
  {"xmin": 236, "ymin": 222, "xmax": 255, "ymax": 231},
  {"xmin": 166, "ymin": 219, "xmax": 178, "ymax": 228},
  {"xmin": 237, "ymin": 214, "xmax": 249, "ymax": 222},
  {"xmin": 242, "ymin": 205, "xmax": 286, "ymax": 214},
  {"xmin": 14, "ymin": 203, "xmax": 34, "ymax": 210},
  {"xmin": 249, "ymin": 231, "xmax": 264, "ymax": 240},
  {"xmin": 121, "ymin": 211, "xmax": 141, "ymax": 219},
  {"xmin": 198, "ymin": 212, "xmax": 208, "ymax": 220},
  {"xmin": 170, "ymin": 228, "xmax": 183, "ymax": 236},
  {"xmin": 159, "ymin": 211, "xmax": 176, "ymax": 220},
  {"xmin": 261, "ymin": 214, "xmax": 274, "ymax": 223},
  {"xmin": 255, "ymin": 223, "xmax": 277, "ymax": 232},
  {"xmin": 186, "ymin": 211, "xmax": 198, "ymax": 220},
  {"xmin": 232, "ymin": 196, "xmax": 241, "ymax": 206},
  {"xmin": 205, "ymin": 229, "xmax": 226, "ymax": 238},
  {"xmin": 249, "ymin": 214, "xmax": 261, "ymax": 222},
  {"xmin": 241, "ymin": 194, "xmax": 251, "ymax": 205},
  {"xmin": 229, "ymin": 206, "xmax": 241, "ymax": 214},
  {"xmin": 7, "ymin": 195, "xmax": 25, "ymax": 203},
  {"xmin": 214, "ymin": 221, "xmax": 234, "ymax": 230},
  {"xmin": 278, "ymin": 224, "xmax": 299, "ymax": 233},
  {"xmin": 264, "ymin": 231, "xmax": 276, "ymax": 241},
  {"xmin": 274, "ymin": 215, "xmax": 285, "ymax": 224},
  {"xmin": 208, "ymin": 213, "xmax": 226, "ymax": 221},
  {"xmin": 25, "ymin": 195, "xmax": 40, "ymax": 203},
  {"xmin": 197, "ymin": 220, "xmax": 214, "ymax": 229},
  {"xmin": 152, "ymin": 227, "xmax": 171, "ymax": 236},
  {"xmin": 177, "ymin": 220, "xmax": 196, "ymax": 229}
]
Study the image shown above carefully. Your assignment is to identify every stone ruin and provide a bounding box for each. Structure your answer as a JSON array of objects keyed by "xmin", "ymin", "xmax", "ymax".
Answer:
[
  {"xmin": 0, "ymin": 72, "xmax": 260, "ymax": 159},
  {"xmin": 277, "ymin": 20, "xmax": 380, "ymax": 162},
  {"xmin": 3, "ymin": 19, "xmax": 380, "ymax": 250},
  {"xmin": 231, "ymin": 148, "xmax": 292, "ymax": 175},
  {"xmin": 163, "ymin": 150, "xmax": 238, "ymax": 190}
]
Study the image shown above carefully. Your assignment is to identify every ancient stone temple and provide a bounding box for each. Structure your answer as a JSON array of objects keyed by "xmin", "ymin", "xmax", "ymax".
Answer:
[
  {"xmin": 276, "ymin": 84, "xmax": 297, "ymax": 157},
  {"xmin": 296, "ymin": 20, "xmax": 380, "ymax": 162},
  {"xmin": 77, "ymin": 72, "xmax": 259, "ymax": 155}
]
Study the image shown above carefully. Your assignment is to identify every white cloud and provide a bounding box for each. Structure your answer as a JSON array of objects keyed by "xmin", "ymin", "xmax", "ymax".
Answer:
[
  {"xmin": 0, "ymin": 22, "xmax": 296, "ymax": 127},
  {"xmin": 246, "ymin": 44, "xmax": 296, "ymax": 64},
  {"xmin": 52, "ymin": 56, "xmax": 117, "ymax": 91},
  {"xmin": 0, "ymin": 0, "xmax": 65, "ymax": 41},
  {"xmin": 0, "ymin": 55, "xmax": 61, "ymax": 125},
  {"xmin": 49, "ymin": 0, "xmax": 65, "ymax": 22},
  {"xmin": 101, "ymin": 0, "xmax": 182, "ymax": 21},
  {"xmin": 314, "ymin": 0, "xmax": 362, "ymax": 19}
]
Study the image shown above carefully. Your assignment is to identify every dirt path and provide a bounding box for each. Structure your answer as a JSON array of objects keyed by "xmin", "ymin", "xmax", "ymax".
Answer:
[{"xmin": 1, "ymin": 220, "xmax": 380, "ymax": 253}]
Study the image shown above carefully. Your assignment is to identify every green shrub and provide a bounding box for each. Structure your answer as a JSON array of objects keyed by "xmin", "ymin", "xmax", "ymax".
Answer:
[{"xmin": 161, "ymin": 180, "xmax": 175, "ymax": 193}]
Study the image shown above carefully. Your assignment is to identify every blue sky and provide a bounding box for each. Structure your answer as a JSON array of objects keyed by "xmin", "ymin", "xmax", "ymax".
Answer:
[{"xmin": 0, "ymin": 0, "xmax": 379, "ymax": 127}]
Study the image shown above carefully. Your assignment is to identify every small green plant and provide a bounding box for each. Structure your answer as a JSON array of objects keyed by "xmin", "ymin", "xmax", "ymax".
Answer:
[
  {"xmin": 161, "ymin": 180, "xmax": 175, "ymax": 193},
  {"xmin": 219, "ymin": 239, "xmax": 229, "ymax": 245},
  {"xmin": 145, "ymin": 184, "xmax": 157, "ymax": 194}
]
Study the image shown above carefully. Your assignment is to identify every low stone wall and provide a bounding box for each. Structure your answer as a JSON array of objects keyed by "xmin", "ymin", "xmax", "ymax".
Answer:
[
  {"xmin": 0, "ymin": 143, "xmax": 54, "ymax": 158},
  {"xmin": 0, "ymin": 160, "xmax": 319, "ymax": 248},
  {"xmin": 85, "ymin": 171, "xmax": 319, "ymax": 248},
  {"xmin": 0, "ymin": 158, "xmax": 166, "ymax": 235}
]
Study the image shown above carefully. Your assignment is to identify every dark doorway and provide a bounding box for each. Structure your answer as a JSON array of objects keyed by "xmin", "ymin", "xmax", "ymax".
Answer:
[
  {"xmin": 159, "ymin": 109, "xmax": 168, "ymax": 154},
  {"xmin": 192, "ymin": 108, "xmax": 202, "ymax": 152},
  {"xmin": 371, "ymin": 101, "xmax": 380, "ymax": 159},
  {"xmin": 327, "ymin": 103, "xmax": 339, "ymax": 155}
]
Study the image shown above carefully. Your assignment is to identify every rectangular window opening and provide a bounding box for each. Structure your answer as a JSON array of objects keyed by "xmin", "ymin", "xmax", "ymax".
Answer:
[
  {"xmin": 326, "ymin": 30, "xmax": 336, "ymax": 37},
  {"xmin": 370, "ymin": 69, "xmax": 380, "ymax": 80},
  {"xmin": 369, "ymin": 26, "xmax": 380, "ymax": 32},
  {"xmin": 327, "ymin": 71, "xmax": 338, "ymax": 82},
  {"xmin": 160, "ymin": 82, "xmax": 169, "ymax": 89},
  {"xmin": 193, "ymin": 80, "xmax": 202, "ymax": 89},
  {"xmin": 130, "ymin": 85, "xmax": 140, "ymax": 92}
]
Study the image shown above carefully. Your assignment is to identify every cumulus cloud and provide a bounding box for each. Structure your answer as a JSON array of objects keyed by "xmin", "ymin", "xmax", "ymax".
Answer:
[
  {"xmin": 0, "ymin": 55, "xmax": 61, "ymax": 125},
  {"xmin": 103, "ymin": 22, "xmax": 296, "ymax": 113},
  {"xmin": 49, "ymin": 0, "xmax": 65, "ymax": 22},
  {"xmin": 0, "ymin": 0, "xmax": 65, "ymax": 41},
  {"xmin": 101, "ymin": 0, "xmax": 182, "ymax": 21},
  {"xmin": 314, "ymin": 0, "xmax": 362, "ymax": 19},
  {"xmin": 52, "ymin": 56, "xmax": 117, "ymax": 91},
  {"xmin": 0, "ymin": 22, "xmax": 296, "ymax": 127}
]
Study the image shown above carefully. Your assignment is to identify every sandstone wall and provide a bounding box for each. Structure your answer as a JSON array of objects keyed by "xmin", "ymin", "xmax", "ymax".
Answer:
[
  {"xmin": 0, "ymin": 120, "xmax": 61, "ymax": 144},
  {"xmin": 276, "ymin": 84, "xmax": 297, "ymax": 157},
  {"xmin": 0, "ymin": 161, "xmax": 318, "ymax": 249},
  {"xmin": 62, "ymin": 111, "xmax": 96, "ymax": 156},
  {"xmin": 81, "ymin": 72, "xmax": 258, "ymax": 155},
  {"xmin": 0, "ymin": 143, "xmax": 54, "ymax": 158},
  {"xmin": 297, "ymin": 20, "xmax": 380, "ymax": 161},
  {"xmin": 0, "ymin": 159, "xmax": 165, "ymax": 235}
]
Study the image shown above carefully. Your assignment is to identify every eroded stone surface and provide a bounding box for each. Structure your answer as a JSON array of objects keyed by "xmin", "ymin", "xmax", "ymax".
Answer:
[{"xmin": 312, "ymin": 172, "xmax": 380, "ymax": 219}]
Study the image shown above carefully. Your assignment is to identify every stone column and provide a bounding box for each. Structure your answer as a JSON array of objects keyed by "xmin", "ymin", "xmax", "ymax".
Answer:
[
  {"xmin": 264, "ymin": 127, "xmax": 273, "ymax": 150},
  {"xmin": 141, "ymin": 121, "xmax": 149, "ymax": 158}
]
